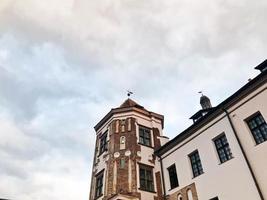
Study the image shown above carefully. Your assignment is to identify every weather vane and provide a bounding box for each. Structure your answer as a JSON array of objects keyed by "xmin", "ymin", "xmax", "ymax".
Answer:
[
  {"xmin": 198, "ymin": 91, "xmax": 204, "ymax": 96},
  {"xmin": 127, "ymin": 90, "xmax": 133, "ymax": 97}
]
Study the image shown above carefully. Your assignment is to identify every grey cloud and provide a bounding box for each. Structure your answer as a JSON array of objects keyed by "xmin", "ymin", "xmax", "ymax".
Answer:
[{"xmin": 0, "ymin": 0, "xmax": 267, "ymax": 200}]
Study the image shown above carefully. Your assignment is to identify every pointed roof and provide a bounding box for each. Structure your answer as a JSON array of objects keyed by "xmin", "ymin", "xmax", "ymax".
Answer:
[
  {"xmin": 94, "ymin": 98, "xmax": 164, "ymax": 131},
  {"xmin": 119, "ymin": 98, "xmax": 145, "ymax": 109}
]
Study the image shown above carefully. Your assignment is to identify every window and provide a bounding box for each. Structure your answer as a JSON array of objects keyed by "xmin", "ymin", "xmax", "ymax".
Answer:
[
  {"xmin": 120, "ymin": 158, "xmax": 125, "ymax": 169},
  {"xmin": 168, "ymin": 164, "xmax": 179, "ymax": 189},
  {"xmin": 120, "ymin": 136, "xmax": 126, "ymax": 150},
  {"xmin": 99, "ymin": 132, "xmax": 108, "ymax": 155},
  {"xmin": 189, "ymin": 150, "xmax": 204, "ymax": 177},
  {"xmin": 95, "ymin": 171, "xmax": 104, "ymax": 198},
  {"xmin": 247, "ymin": 113, "xmax": 267, "ymax": 144},
  {"xmin": 214, "ymin": 134, "xmax": 233, "ymax": 163},
  {"xmin": 139, "ymin": 164, "xmax": 154, "ymax": 192},
  {"xmin": 139, "ymin": 126, "xmax": 151, "ymax": 146},
  {"xmin": 187, "ymin": 189, "xmax": 193, "ymax": 200}
]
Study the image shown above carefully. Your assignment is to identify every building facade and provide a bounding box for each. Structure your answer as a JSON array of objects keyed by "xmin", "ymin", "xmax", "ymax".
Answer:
[{"xmin": 89, "ymin": 60, "xmax": 267, "ymax": 200}]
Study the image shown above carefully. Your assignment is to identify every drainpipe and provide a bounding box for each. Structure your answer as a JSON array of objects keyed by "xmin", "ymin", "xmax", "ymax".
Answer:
[
  {"xmin": 159, "ymin": 155, "xmax": 167, "ymax": 200},
  {"xmin": 223, "ymin": 108, "xmax": 265, "ymax": 200}
]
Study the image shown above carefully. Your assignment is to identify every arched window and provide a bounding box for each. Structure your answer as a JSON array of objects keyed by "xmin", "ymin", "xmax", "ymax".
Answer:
[
  {"xmin": 187, "ymin": 189, "xmax": 193, "ymax": 200},
  {"xmin": 177, "ymin": 194, "xmax": 182, "ymax": 200},
  {"xmin": 120, "ymin": 136, "xmax": 126, "ymax": 150},
  {"xmin": 120, "ymin": 136, "xmax": 125, "ymax": 144}
]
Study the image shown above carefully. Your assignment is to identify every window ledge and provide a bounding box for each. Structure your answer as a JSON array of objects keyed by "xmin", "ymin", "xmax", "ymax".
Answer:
[
  {"xmin": 192, "ymin": 172, "xmax": 205, "ymax": 179},
  {"xmin": 168, "ymin": 186, "xmax": 179, "ymax": 191},
  {"xmin": 94, "ymin": 194, "xmax": 103, "ymax": 200},
  {"xmin": 138, "ymin": 188, "xmax": 156, "ymax": 193},
  {"xmin": 218, "ymin": 157, "xmax": 234, "ymax": 165},
  {"xmin": 255, "ymin": 140, "xmax": 267, "ymax": 146},
  {"xmin": 138, "ymin": 143, "xmax": 154, "ymax": 149}
]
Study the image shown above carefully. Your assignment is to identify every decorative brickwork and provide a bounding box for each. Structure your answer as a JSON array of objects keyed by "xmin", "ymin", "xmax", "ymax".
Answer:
[
  {"xmin": 90, "ymin": 99, "xmax": 165, "ymax": 200},
  {"xmin": 104, "ymin": 117, "xmax": 141, "ymax": 200},
  {"xmin": 154, "ymin": 171, "xmax": 164, "ymax": 200},
  {"xmin": 152, "ymin": 128, "xmax": 161, "ymax": 150},
  {"xmin": 167, "ymin": 183, "xmax": 198, "ymax": 200}
]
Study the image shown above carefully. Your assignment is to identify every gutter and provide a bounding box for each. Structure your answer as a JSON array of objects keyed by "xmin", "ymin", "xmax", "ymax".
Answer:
[
  {"xmin": 159, "ymin": 156, "xmax": 167, "ymax": 200},
  {"xmin": 223, "ymin": 108, "xmax": 265, "ymax": 200}
]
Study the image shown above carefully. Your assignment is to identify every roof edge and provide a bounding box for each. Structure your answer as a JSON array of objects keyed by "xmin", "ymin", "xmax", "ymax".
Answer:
[
  {"xmin": 155, "ymin": 69, "xmax": 267, "ymax": 156},
  {"xmin": 94, "ymin": 106, "xmax": 164, "ymax": 132}
]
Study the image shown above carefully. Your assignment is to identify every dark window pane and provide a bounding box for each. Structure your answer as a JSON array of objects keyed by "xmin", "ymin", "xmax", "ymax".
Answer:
[
  {"xmin": 139, "ymin": 165, "xmax": 154, "ymax": 192},
  {"xmin": 247, "ymin": 113, "xmax": 267, "ymax": 145},
  {"xmin": 214, "ymin": 134, "xmax": 233, "ymax": 163},
  {"xmin": 189, "ymin": 151, "xmax": 204, "ymax": 178},
  {"xmin": 95, "ymin": 172, "xmax": 104, "ymax": 198},
  {"xmin": 168, "ymin": 164, "xmax": 179, "ymax": 189},
  {"xmin": 99, "ymin": 132, "xmax": 108, "ymax": 155},
  {"xmin": 139, "ymin": 126, "xmax": 151, "ymax": 146}
]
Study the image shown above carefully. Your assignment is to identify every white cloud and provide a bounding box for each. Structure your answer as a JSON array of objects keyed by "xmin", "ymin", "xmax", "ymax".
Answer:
[{"xmin": 0, "ymin": 0, "xmax": 266, "ymax": 199}]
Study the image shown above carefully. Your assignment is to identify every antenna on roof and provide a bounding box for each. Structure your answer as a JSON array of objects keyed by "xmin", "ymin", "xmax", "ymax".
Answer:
[{"xmin": 127, "ymin": 90, "xmax": 133, "ymax": 97}]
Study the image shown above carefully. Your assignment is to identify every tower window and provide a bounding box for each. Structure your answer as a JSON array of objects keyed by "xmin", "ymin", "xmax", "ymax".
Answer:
[
  {"xmin": 189, "ymin": 150, "xmax": 204, "ymax": 177},
  {"xmin": 95, "ymin": 171, "xmax": 104, "ymax": 198},
  {"xmin": 139, "ymin": 164, "xmax": 154, "ymax": 192},
  {"xmin": 120, "ymin": 158, "xmax": 125, "ymax": 169},
  {"xmin": 246, "ymin": 112, "xmax": 267, "ymax": 144},
  {"xmin": 167, "ymin": 164, "xmax": 179, "ymax": 189},
  {"xmin": 99, "ymin": 132, "xmax": 108, "ymax": 155},
  {"xmin": 139, "ymin": 126, "xmax": 152, "ymax": 147},
  {"xmin": 214, "ymin": 134, "xmax": 233, "ymax": 163}
]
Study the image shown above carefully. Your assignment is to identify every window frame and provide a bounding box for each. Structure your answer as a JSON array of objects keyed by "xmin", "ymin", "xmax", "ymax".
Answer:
[
  {"xmin": 139, "ymin": 125, "xmax": 152, "ymax": 147},
  {"xmin": 167, "ymin": 164, "xmax": 179, "ymax": 190},
  {"xmin": 245, "ymin": 112, "xmax": 267, "ymax": 145},
  {"xmin": 213, "ymin": 133, "xmax": 233, "ymax": 164},
  {"xmin": 99, "ymin": 131, "xmax": 108, "ymax": 156},
  {"xmin": 188, "ymin": 150, "xmax": 204, "ymax": 178},
  {"xmin": 95, "ymin": 170, "xmax": 104, "ymax": 199},
  {"xmin": 139, "ymin": 163, "xmax": 155, "ymax": 193}
]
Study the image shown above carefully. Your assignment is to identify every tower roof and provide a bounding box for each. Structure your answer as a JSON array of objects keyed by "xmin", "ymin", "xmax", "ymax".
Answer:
[
  {"xmin": 94, "ymin": 98, "xmax": 164, "ymax": 132},
  {"xmin": 200, "ymin": 95, "xmax": 210, "ymax": 104},
  {"xmin": 119, "ymin": 98, "xmax": 145, "ymax": 109}
]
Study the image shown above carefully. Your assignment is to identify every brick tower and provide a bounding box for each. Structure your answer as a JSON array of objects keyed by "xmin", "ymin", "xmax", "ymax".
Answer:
[{"xmin": 89, "ymin": 99, "xmax": 168, "ymax": 200}]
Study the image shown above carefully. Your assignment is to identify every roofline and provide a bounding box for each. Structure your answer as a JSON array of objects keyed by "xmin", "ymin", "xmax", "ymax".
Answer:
[
  {"xmin": 94, "ymin": 106, "xmax": 164, "ymax": 132},
  {"xmin": 255, "ymin": 59, "xmax": 267, "ymax": 71},
  {"xmin": 155, "ymin": 69, "xmax": 267, "ymax": 156}
]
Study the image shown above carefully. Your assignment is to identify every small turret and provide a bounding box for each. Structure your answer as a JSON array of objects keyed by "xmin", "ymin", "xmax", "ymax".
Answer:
[
  {"xmin": 190, "ymin": 93, "xmax": 213, "ymax": 123},
  {"xmin": 200, "ymin": 95, "xmax": 212, "ymax": 109}
]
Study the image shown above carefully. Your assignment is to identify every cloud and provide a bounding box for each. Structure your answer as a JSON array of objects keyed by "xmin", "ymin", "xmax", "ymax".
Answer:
[{"xmin": 0, "ymin": 0, "xmax": 266, "ymax": 200}]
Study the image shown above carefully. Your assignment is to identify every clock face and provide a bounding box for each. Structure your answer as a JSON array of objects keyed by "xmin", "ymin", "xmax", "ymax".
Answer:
[
  {"xmin": 114, "ymin": 152, "xmax": 120, "ymax": 158},
  {"xmin": 125, "ymin": 150, "xmax": 131, "ymax": 156}
]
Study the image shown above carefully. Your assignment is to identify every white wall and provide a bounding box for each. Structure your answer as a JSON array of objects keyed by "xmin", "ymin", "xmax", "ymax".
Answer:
[
  {"xmin": 161, "ymin": 115, "xmax": 261, "ymax": 200},
  {"xmin": 229, "ymin": 84, "xmax": 267, "ymax": 199}
]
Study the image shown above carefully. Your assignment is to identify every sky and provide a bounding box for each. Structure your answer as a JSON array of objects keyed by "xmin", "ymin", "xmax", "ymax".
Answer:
[{"xmin": 0, "ymin": 0, "xmax": 266, "ymax": 199}]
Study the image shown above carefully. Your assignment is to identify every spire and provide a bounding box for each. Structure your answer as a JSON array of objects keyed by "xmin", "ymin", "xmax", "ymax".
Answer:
[{"xmin": 200, "ymin": 94, "xmax": 212, "ymax": 109}]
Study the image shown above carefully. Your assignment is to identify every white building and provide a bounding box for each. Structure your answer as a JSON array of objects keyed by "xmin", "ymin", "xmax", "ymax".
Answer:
[{"xmin": 89, "ymin": 60, "xmax": 267, "ymax": 200}]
